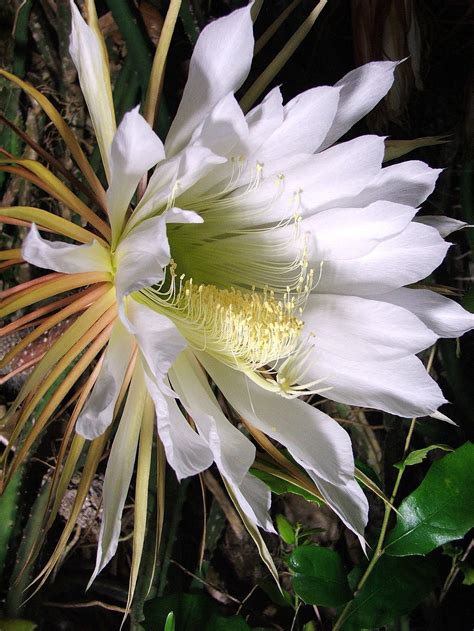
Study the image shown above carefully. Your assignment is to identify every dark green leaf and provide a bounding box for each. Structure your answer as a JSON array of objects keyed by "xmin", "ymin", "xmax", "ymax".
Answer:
[
  {"xmin": 0, "ymin": 621, "xmax": 37, "ymax": 631},
  {"xmin": 385, "ymin": 442, "xmax": 474, "ymax": 556},
  {"xmin": 289, "ymin": 546, "xmax": 352, "ymax": 607},
  {"xmin": 394, "ymin": 444, "xmax": 452, "ymax": 471},
  {"xmin": 276, "ymin": 514, "xmax": 295, "ymax": 545},
  {"xmin": 341, "ymin": 556, "xmax": 439, "ymax": 630}
]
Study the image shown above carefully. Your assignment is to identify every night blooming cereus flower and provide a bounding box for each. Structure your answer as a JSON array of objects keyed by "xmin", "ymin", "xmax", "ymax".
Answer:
[{"xmin": 1, "ymin": 0, "xmax": 474, "ymax": 602}]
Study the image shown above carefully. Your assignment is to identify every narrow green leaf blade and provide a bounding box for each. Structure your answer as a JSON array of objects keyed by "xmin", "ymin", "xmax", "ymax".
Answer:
[
  {"xmin": 289, "ymin": 546, "xmax": 352, "ymax": 607},
  {"xmin": 386, "ymin": 442, "xmax": 474, "ymax": 556},
  {"xmin": 394, "ymin": 444, "xmax": 453, "ymax": 471}
]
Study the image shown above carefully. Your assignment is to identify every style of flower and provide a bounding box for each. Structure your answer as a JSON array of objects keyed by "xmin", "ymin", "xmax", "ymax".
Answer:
[{"xmin": 1, "ymin": 0, "xmax": 473, "ymax": 597}]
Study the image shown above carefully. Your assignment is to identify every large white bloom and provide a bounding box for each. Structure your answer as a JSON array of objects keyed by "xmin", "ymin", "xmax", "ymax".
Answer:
[{"xmin": 22, "ymin": 1, "xmax": 474, "ymax": 580}]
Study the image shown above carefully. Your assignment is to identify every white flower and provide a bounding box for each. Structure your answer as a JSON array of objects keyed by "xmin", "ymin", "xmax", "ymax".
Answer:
[{"xmin": 18, "ymin": 0, "xmax": 474, "ymax": 582}]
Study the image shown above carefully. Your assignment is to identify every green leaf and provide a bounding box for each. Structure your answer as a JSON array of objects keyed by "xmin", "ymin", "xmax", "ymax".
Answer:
[
  {"xmin": 341, "ymin": 556, "xmax": 439, "ymax": 630},
  {"xmin": 0, "ymin": 470, "xmax": 22, "ymax": 577},
  {"xmin": 394, "ymin": 444, "xmax": 453, "ymax": 471},
  {"xmin": 289, "ymin": 546, "xmax": 352, "ymax": 607},
  {"xmin": 250, "ymin": 468, "xmax": 321, "ymax": 504},
  {"xmin": 275, "ymin": 514, "xmax": 295, "ymax": 545},
  {"xmin": 385, "ymin": 442, "xmax": 474, "ymax": 556},
  {"xmin": 143, "ymin": 593, "xmax": 251, "ymax": 631},
  {"xmin": 460, "ymin": 563, "xmax": 474, "ymax": 586}
]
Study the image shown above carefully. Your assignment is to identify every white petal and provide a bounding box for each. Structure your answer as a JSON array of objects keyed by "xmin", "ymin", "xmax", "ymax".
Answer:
[
  {"xmin": 76, "ymin": 319, "xmax": 135, "ymax": 439},
  {"xmin": 303, "ymin": 200, "xmax": 417, "ymax": 261},
  {"xmin": 130, "ymin": 146, "xmax": 225, "ymax": 228},
  {"xmin": 198, "ymin": 353, "xmax": 366, "ymax": 539},
  {"xmin": 91, "ymin": 362, "xmax": 146, "ymax": 582},
  {"xmin": 229, "ymin": 135, "xmax": 385, "ymax": 226},
  {"xmin": 245, "ymin": 87, "xmax": 284, "ymax": 152},
  {"xmin": 69, "ymin": 0, "xmax": 115, "ymax": 179},
  {"xmin": 373, "ymin": 287, "xmax": 474, "ymax": 338},
  {"xmin": 129, "ymin": 300, "xmax": 188, "ymax": 382},
  {"xmin": 107, "ymin": 107, "xmax": 165, "ymax": 244},
  {"xmin": 304, "ymin": 350, "xmax": 447, "ymax": 417},
  {"xmin": 22, "ymin": 224, "xmax": 112, "ymax": 275},
  {"xmin": 314, "ymin": 222, "xmax": 450, "ymax": 296},
  {"xmin": 341, "ymin": 161, "xmax": 441, "ymax": 209},
  {"xmin": 319, "ymin": 61, "xmax": 398, "ymax": 150},
  {"xmin": 190, "ymin": 92, "xmax": 249, "ymax": 157},
  {"xmin": 144, "ymin": 372, "xmax": 214, "ymax": 480},
  {"xmin": 115, "ymin": 208, "xmax": 202, "ymax": 314},
  {"xmin": 258, "ymin": 86, "xmax": 340, "ymax": 159},
  {"xmin": 313, "ymin": 477, "xmax": 368, "ymax": 549},
  {"xmin": 303, "ymin": 293, "xmax": 437, "ymax": 361},
  {"xmin": 415, "ymin": 215, "xmax": 468, "ymax": 237},
  {"xmin": 226, "ymin": 473, "xmax": 275, "ymax": 533},
  {"xmin": 170, "ymin": 349, "xmax": 256, "ymax": 487},
  {"xmin": 165, "ymin": 4, "xmax": 254, "ymax": 156}
]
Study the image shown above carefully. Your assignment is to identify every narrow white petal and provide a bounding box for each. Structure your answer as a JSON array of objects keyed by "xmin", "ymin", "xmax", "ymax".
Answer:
[
  {"xmin": 170, "ymin": 349, "xmax": 256, "ymax": 487},
  {"xmin": 69, "ymin": 0, "xmax": 115, "ymax": 179},
  {"xmin": 199, "ymin": 353, "xmax": 366, "ymax": 538},
  {"xmin": 245, "ymin": 86, "xmax": 284, "ymax": 152},
  {"xmin": 303, "ymin": 350, "xmax": 447, "ymax": 417},
  {"xmin": 415, "ymin": 215, "xmax": 469, "ymax": 237},
  {"xmin": 303, "ymin": 293, "xmax": 437, "ymax": 361},
  {"xmin": 314, "ymin": 222, "xmax": 450, "ymax": 296},
  {"xmin": 76, "ymin": 320, "xmax": 135, "ymax": 439},
  {"xmin": 165, "ymin": 4, "xmax": 254, "ymax": 156},
  {"xmin": 107, "ymin": 107, "xmax": 165, "ymax": 243},
  {"xmin": 22, "ymin": 224, "xmax": 111, "ymax": 274},
  {"xmin": 319, "ymin": 61, "xmax": 398, "ymax": 150},
  {"xmin": 373, "ymin": 287, "xmax": 474, "ymax": 338},
  {"xmin": 226, "ymin": 473, "xmax": 275, "ymax": 533},
  {"xmin": 91, "ymin": 362, "xmax": 146, "ymax": 583}
]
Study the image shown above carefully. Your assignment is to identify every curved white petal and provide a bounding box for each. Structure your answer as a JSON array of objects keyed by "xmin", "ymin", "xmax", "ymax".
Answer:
[
  {"xmin": 314, "ymin": 222, "xmax": 450, "ymax": 296},
  {"xmin": 76, "ymin": 319, "xmax": 135, "ymax": 439},
  {"xmin": 190, "ymin": 92, "xmax": 249, "ymax": 157},
  {"xmin": 304, "ymin": 350, "xmax": 447, "ymax": 417},
  {"xmin": 91, "ymin": 362, "xmax": 145, "ymax": 583},
  {"xmin": 245, "ymin": 86, "xmax": 284, "ymax": 152},
  {"xmin": 303, "ymin": 200, "xmax": 417, "ymax": 261},
  {"xmin": 22, "ymin": 224, "xmax": 111, "ymax": 274},
  {"xmin": 226, "ymin": 473, "xmax": 275, "ymax": 533},
  {"xmin": 258, "ymin": 86, "xmax": 340, "ymax": 159},
  {"xmin": 115, "ymin": 208, "xmax": 202, "ymax": 318},
  {"xmin": 303, "ymin": 293, "xmax": 437, "ymax": 361},
  {"xmin": 198, "ymin": 353, "xmax": 366, "ymax": 539},
  {"xmin": 69, "ymin": 0, "xmax": 115, "ymax": 179},
  {"xmin": 415, "ymin": 215, "xmax": 468, "ymax": 237},
  {"xmin": 144, "ymin": 373, "xmax": 214, "ymax": 480},
  {"xmin": 165, "ymin": 4, "xmax": 254, "ymax": 156},
  {"xmin": 341, "ymin": 161, "xmax": 441, "ymax": 209},
  {"xmin": 107, "ymin": 107, "xmax": 164, "ymax": 244},
  {"xmin": 373, "ymin": 287, "xmax": 474, "ymax": 338},
  {"xmin": 170, "ymin": 349, "xmax": 256, "ymax": 487},
  {"xmin": 319, "ymin": 61, "xmax": 398, "ymax": 150}
]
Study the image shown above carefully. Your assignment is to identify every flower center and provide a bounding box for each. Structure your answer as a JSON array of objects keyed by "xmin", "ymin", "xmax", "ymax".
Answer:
[{"xmin": 139, "ymin": 266, "xmax": 305, "ymax": 374}]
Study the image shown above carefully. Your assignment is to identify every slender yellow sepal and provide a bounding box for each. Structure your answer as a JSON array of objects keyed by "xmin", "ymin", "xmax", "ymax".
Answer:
[{"xmin": 0, "ymin": 206, "xmax": 107, "ymax": 246}]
